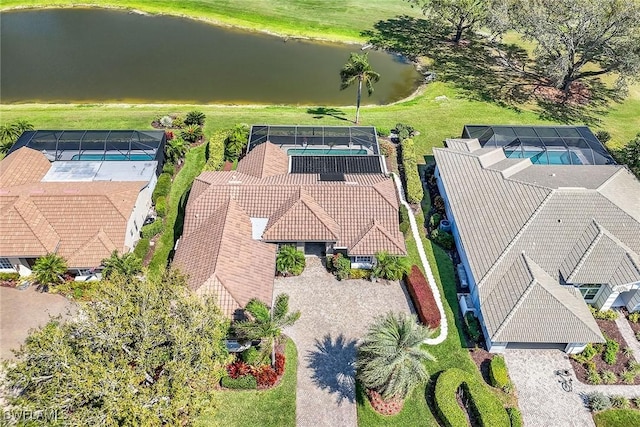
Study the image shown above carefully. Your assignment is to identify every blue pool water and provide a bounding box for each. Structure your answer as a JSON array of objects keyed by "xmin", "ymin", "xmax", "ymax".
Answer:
[
  {"xmin": 72, "ymin": 153, "xmax": 154, "ymax": 161},
  {"xmin": 287, "ymin": 148, "xmax": 368, "ymax": 156},
  {"xmin": 505, "ymin": 150, "xmax": 582, "ymax": 165}
]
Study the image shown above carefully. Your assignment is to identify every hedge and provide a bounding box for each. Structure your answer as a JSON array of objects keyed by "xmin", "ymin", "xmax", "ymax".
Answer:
[
  {"xmin": 162, "ymin": 162, "xmax": 175, "ymax": 175},
  {"xmin": 203, "ymin": 130, "xmax": 226, "ymax": 172},
  {"xmin": 405, "ymin": 265, "xmax": 441, "ymax": 329},
  {"xmin": 141, "ymin": 220, "xmax": 164, "ymax": 239},
  {"xmin": 507, "ymin": 407, "xmax": 523, "ymax": 427},
  {"xmin": 133, "ymin": 238, "xmax": 150, "ymax": 260},
  {"xmin": 220, "ymin": 375, "xmax": 257, "ymax": 390},
  {"xmin": 152, "ymin": 173, "xmax": 172, "ymax": 204},
  {"xmin": 435, "ymin": 368, "xmax": 510, "ymax": 427},
  {"xmin": 489, "ymin": 355, "xmax": 510, "ymax": 389},
  {"xmin": 399, "ymin": 204, "xmax": 410, "ymax": 235},
  {"xmin": 400, "ymin": 138, "xmax": 424, "ymax": 204},
  {"xmin": 155, "ymin": 196, "xmax": 167, "ymax": 218}
]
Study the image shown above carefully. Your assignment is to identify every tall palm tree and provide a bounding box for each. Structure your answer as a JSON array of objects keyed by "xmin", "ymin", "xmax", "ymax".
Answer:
[
  {"xmin": 101, "ymin": 250, "xmax": 142, "ymax": 279},
  {"xmin": 234, "ymin": 294, "xmax": 301, "ymax": 365},
  {"xmin": 373, "ymin": 251, "xmax": 411, "ymax": 280},
  {"xmin": 276, "ymin": 245, "xmax": 306, "ymax": 276},
  {"xmin": 356, "ymin": 312, "xmax": 435, "ymax": 401},
  {"xmin": 340, "ymin": 53, "xmax": 380, "ymax": 124},
  {"xmin": 32, "ymin": 253, "xmax": 68, "ymax": 291}
]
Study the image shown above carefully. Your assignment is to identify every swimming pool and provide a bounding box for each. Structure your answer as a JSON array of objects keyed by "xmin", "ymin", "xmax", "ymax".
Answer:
[
  {"xmin": 71, "ymin": 153, "xmax": 155, "ymax": 161},
  {"xmin": 504, "ymin": 150, "xmax": 582, "ymax": 165},
  {"xmin": 287, "ymin": 148, "xmax": 368, "ymax": 156}
]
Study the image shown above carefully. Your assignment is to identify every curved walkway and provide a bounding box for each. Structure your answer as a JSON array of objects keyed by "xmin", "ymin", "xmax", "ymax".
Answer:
[{"xmin": 391, "ymin": 173, "xmax": 448, "ymax": 345}]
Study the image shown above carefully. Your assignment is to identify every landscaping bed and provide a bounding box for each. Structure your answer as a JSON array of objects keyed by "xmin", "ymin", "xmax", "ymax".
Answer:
[{"xmin": 622, "ymin": 309, "xmax": 640, "ymax": 340}]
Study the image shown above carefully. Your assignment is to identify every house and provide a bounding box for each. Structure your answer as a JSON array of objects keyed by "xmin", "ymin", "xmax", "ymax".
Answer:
[
  {"xmin": 434, "ymin": 125, "xmax": 640, "ymax": 353},
  {"xmin": 0, "ymin": 130, "xmax": 165, "ymax": 277},
  {"xmin": 173, "ymin": 125, "xmax": 406, "ymax": 317}
]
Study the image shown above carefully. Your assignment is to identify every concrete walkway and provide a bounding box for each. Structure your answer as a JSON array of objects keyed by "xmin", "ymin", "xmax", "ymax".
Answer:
[
  {"xmin": 274, "ymin": 257, "xmax": 413, "ymax": 427},
  {"xmin": 615, "ymin": 316, "xmax": 640, "ymax": 362},
  {"xmin": 0, "ymin": 286, "xmax": 75, "ymax": 360}
]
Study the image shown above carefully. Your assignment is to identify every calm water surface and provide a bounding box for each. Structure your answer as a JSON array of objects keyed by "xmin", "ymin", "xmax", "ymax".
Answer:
[{"xmin": 0, "ymin": 9, "xmax": 421, "ymax": 104}]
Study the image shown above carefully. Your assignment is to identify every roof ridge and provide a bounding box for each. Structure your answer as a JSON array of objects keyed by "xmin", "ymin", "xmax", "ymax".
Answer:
[
  {"xmin": 349, "ymin": 219, "xmax": 404, "ymax": 254},
  {"xmin": 566, "ymin": 221, "xmax": 606, "ymax": 282},
  {"xmin": 372, "ymin": 181, "xmax": 398, "ymax": 208},
  {"xmin": 13, "ymin": 196, "xmax": 60, "ymax": 253},
  {"xmin": 597, "ymin": 166, "xmax": 626, "ymax": 190},
  {"xmin": 298, "ymin": 189, "xmax": 340, "ymax": 238}
]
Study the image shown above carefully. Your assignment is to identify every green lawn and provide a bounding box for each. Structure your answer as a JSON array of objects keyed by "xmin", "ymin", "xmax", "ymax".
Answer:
[
  {"xmin": 594, "ymin": 409, "xmax": 640, "ymax": 427},
  {"xmin": 196, "ymin": 338, "xmax": 298, "ymax": 427}
]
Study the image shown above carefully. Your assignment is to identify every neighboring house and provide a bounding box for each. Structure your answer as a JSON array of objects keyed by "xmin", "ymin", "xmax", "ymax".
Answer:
[
  {"xmin": 0, "ymin": 130, "xmax": 165, "ymax": 277},
  {"xmin": 173, "ymin": 125, "xmax": 406, "ymax": 318},
  {"xmin": 434, "ymin": 125, "xmax": 640, "ymax": 353}
]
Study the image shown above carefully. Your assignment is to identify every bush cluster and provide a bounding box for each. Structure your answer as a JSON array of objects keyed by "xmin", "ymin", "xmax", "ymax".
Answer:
[
  {"xmin": 141, "ymin": 221, "xmax": 164, "ymax": 239},
  {"xmin": 0, "ymin": 272, "xmax": 20, "ymax": 282},
  {"xmin": 432, "ymin": 195, "xmax": 446, "ymax": 215},
  {"xmin": 489, "ymin": 355, "xmax": 510, "ymax": 390},
  {"xmin": 399, "ymin": 205, "xmax": 410, "ymax": 235},
  {"xmin": 589, "ymin": 305, "xmax": 619, "ymax": 320},
  {"xmin": 349, "ymin": 269, "xmax": 370, "ymax": 280},
  {"xmin": 587, "ymin": 392, "xmax": 611, "ymax": 411},
  {"xmin": 464, "ymin": 312, "xmax": 482, "ymax": 342},
  {"xmin": 155, "ymin": 196, "xmax": 167, "ymax": 218},
  {"xmin": 507, "ymin": 407, "xmax": 523, "ymax": 427},
  {"xmin": 224, "ymin": 124, "xmax": 250, "ymax": 161},
  {"xmin": 152, "ymin": 173, "xmax": 172, "ymax": 204},
  {"xmin": 394, "ymin": 123, "xmax": 416, "ymax": 141},
  {"xmin": 405, "ymin": 265, "xmax": 441, "ymax": 329},
  {"xmin": 611, "ymin": 395, "xmax": 630, "ymax": 409},
  {"xmin": 376, "ymin": 126, "xmax": 391, "ymax": 137},
  {"xmin": 434, "ymin": 368, "xmax": 510, "ymax": 427},
  {"xmin": 603, "ymin": 337, "xmax": 619, "ymax": 365},
  {"xmin": 327, "ymin": 253, "xmax": 352, "ymax": 281},
  {"xmin": 572, "ymin": 343, "xmax": 599, "ymax": 364},
  {"xmin": 162, "ymin": 162, "xmax": 175, "ymax": 175},
  {"xmin": 629, "ymin": 312, "xmax": 640, "ymax": 323},
  {"xmin": 429, "ymin": 213, "xmax": 442, "ymax": 229},
  {"xmin": 430, "ymin": 229, "xmax": 455, "ymax": 250},
  {"xmin": 203, "ymin": 130, "xmax": 226, "ymax": 171},
  {"xmin": 221, "ymin": 375, "xmax": 257, "ymax": 390},
  {"xmin": 379, "ymin": 139, "xmax": 395, "ymax": 157},
  {"xmin": 222, "ymin": 352, "xmax": 286, "ymax": 390},
  {"xmin": 133, "ymin": 238, "xmax": 150, "ymax": 260},
  {"xmin": 400, "ymin": 138, "xmax": 424, "ymax": 204},
  {"xmin": 241, "ymin": 347, "xmax": 261, "ymax": 366}
]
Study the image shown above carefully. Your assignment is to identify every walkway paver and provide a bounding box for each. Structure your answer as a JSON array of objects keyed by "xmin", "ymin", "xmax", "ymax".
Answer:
[
  {"xmin": 615, "ymin": 316, "xmax": 640, "ymax": 363},
  {"xmin": 274, "ymin": 257, "xmax": 413, "ymax": 427},
  {"xmin": 0, "ymin": 286, "xmax": 75, "ymax": 360}
]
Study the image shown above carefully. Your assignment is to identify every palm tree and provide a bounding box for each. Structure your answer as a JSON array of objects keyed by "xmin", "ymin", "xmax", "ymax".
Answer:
[
  {"xmin": 164, "ymin": 137, "xmax": 189, "ymax": 164},
  {"xmin": 276, "ymin": 245, "xmax": 306, "ymax": 276},
  {"xmin": 180, "ymin": 124, "xmax": 203, "ymax": 144},
  {"xmin": 32, "ymin": 253, "xmax": 68, "ymax": 291},
  {"xmin": 339, "ymin": 53, "xmax": 380, "ymax": 124},
  {"xmin": 373, "ymin": 251, "xmax": 411, "ymax": 280},
  {"xmin": 234, "ymin": 293, "xmax": 301, "ymax": 365},
  {"xmin": 101, "ymin": 250, "xmax": 142, "ymax": 279},
  {"xmin": 0, "ymin": 119, "xmax": 34, "ymax": 156},
  {"xmin": 356, "ymin": 312, "xmax": 435, "ymax": 402}
]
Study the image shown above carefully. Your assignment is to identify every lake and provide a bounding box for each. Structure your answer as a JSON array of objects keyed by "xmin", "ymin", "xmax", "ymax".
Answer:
[{"xmin": 0, "ymin": 9, "xmax": 421, "ymax": 105}]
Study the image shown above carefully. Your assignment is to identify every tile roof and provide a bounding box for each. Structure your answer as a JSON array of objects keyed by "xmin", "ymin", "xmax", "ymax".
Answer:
[
  {"xmin": 173, "ymin": 199, "xmax": 276, "ymax": 317},
  {"xmin": 0, "ymin": 147, "xmax": 51, "ymax": 187},
  {"xmin": 236, "ymin": 141, "xmax": 289, "ymax": 178},
  {"xmin": 349, "ymin": 219, "xmax": 406, "ymax": 256},
  {"xmin": 435, "ymin": 141, "xmax": 640, "ymax": 344},
  {"xmin": 0, "ymin": 148, "xmax": 147, "ymax": 267}
]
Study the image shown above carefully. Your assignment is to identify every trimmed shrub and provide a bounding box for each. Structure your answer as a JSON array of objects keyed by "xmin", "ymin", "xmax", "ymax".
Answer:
[
  {"xmin": 274, "ymin": 352, "xmax": 286, "ymax": 376},
  {"xmin": 430, "ymin": 229, "xmax": 455, "ymax": 250},
  {"xmin": 155, "ymin": 196, "xmax": 167, "ymax": 218},
  {"xmin": 507, "ymin": 407, "xmax": 523, "ymax": 427},
  {"xmin": 0, "ymin": 272, "xmax": 20, "ymax": 282},
  {"xmin": 241, "ymin": 347, "xmax": 261, "ymax": 366},
  {"xmin": 254, "ymin": 365, "xmax": 278, "ymax": 388},
  {"xmin": 204, "ymin": 130, "xmax": 226, "ymax": 171},
  {"xmin": 603, "ymin": 337, "xmax": 619, "ymax": 365},
  {"xmin": 399, "ymin": 204, "xmax": 410, "ymax": 235},
  {"xmin": 464, "ymin": 312, "xmax": 482, "ymax": 342},
  {"xmin": 376, "ymin": 126, "xmax": 391, "ymax": 137},
  {"xmin": 329, "ymin": 253, "xmax": 352, "ymax": 281},
  {"xmin": 400, "ymin": 138, "xmax": 423, "ymax": 204},
  {"xmin": 489, "ymin": 355, "xmax": 510, "ymax": 389},
  {"xmin": 611, "ymin": 395, "xmax": 630, "ymax": 409},
  {"xmin": 152, "ymin": 173, "xmax": 172, "ymax": 204},
  {"xmin": 184, "ymin": 110, "xmax": 206, "ymax": 126},
  {"xmin": 587, "ymin": 392, "xmax": 611, "ymax": 412},
  {"xmin": 162, "ymin": 162, "xmax": 175, "ymax": 175},
  {"xmin": 601, "ymin": 370, "xmax": 617, "ymax": 384},
  {"xmin": 349, "ymin": 269, "xmax": 370, "ymax": 280},
  {"xmin": 435, "ymin": 368, "xmax": 510, "ymax": 427},
  {"xmin": 405, "ymin": 265, "xmax": 441, "ymax": 329},
  {"xmin": 629, "ymin": 312, "xmax": 640, "ymax": 323},
  {"xmin": 141, "ymin": 221, "xmax": 164, "ymax": 239},
  {"xmin": 221, "ymin": 375, "xmax": 257, "ymax": 390},
  {"xmin": 133, "ymin": 238, "xmax": 150, "ymax": 260},
  {"xmin": 629, "ymin": 361, "xmax": 640, "ymax": 374},
  {"xmin": 589, "ymin": 305, "xmax": 619, "ymax": 320}
]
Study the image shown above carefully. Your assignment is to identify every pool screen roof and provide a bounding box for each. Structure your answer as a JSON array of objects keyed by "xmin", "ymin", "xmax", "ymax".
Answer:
[
  {"xmin": 462, "ymin": 125, "xmax": 615, "ymax": 165},
  {"xmin": 249, "ymin": 125, "xmax": 379, "ymax": 154},
  {"xmin": 9, "ymin": 130, "xmax": 166, "ymax": 162}
]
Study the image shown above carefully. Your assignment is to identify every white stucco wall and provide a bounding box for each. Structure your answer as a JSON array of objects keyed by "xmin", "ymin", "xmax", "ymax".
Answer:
[
  {"xmin": 0, "ymin": 257, "xmax": 33, "ymax": 277},
  {"xmin": 123, "ymin": 176, "xmax": 156, "ymax": 252}
]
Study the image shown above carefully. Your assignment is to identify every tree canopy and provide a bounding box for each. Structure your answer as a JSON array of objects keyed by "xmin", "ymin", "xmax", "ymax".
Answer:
[
  {"xmin": 407, "ymin": 0, "xmax": 491, "ymax": 43},
  {"xmin": 101, "ymin": 250, "xmax": 143, "ymax": 279},
  {"xmin": 2, "ymin": 270, "xmax": 231, "ymax": 425},
  {"xmin": 508, "ymin": 0, "xmax": 640, "ymax": 92}
]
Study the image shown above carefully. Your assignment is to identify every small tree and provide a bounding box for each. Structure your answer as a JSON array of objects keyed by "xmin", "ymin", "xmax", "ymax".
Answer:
[
  {"xmin": 373, "ymin": 252, "xmax": 411, "ymax": 280},
  {"xmin": 100, "ymin": 250, "xmax": 142, "ymax": 279},
  {"xmin": 407, "ymin": 0, "xmax": 492, "ymax": 44},
  {"xmin": 223, "ymin": 123, "xmax": 250, "ymax": 161},
  {"xmin": 32, "ymin": 253, "xmax": 67, "ymax": 290},
  {"xmin": 356, "ymin": 312, "xmax": 435, "ymax": 401},
  {"xmin": 340, "ymin": 53, "xmax": 380, "ymax": 124},
  {"xmin": 234, "ymin": 294, "xmax": 301, "ymax": 365},
  {"xmin": 276, "ymin": 245, "xmax": 306, "ymax": 276}
]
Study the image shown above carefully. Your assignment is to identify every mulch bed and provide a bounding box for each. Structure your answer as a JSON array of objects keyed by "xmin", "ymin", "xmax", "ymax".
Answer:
[
  {"xmin": 621, "ymin": 308, "xmax": 640, "ymax": 337},
  {"xmin": 0, "ymin": 279, "xmax": 18, "ymax": 288},
  {"xmin": 469, "ymin": 346, "xmax": 494, "ymax": 386},
  {"xmin": 366, "ymin": 389, "xmax": 404, "ymax": 416},
  {"xmin": 570, "ymin": 319, "xmax": 640, "ymax": 385}
]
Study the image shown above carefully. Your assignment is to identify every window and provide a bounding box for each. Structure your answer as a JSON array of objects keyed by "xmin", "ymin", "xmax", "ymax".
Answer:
[
  {"xmin": 353, "ymin": 256, "xmax": 373, "ymax": 264},
  {"xmin": 579, "ymin": 284, "xmax": 601, "ymax": 302},
  {"xmin": 0, "ymin": 258, "xmax": 13, "ymax": 269}
]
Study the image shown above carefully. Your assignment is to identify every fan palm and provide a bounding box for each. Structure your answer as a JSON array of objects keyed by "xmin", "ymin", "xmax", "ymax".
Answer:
[
  {"xmin": 356, "ymin": 312, "xmax": 435, "ymax": 401},
  {"xmin": 234, "ymin": 294, "xmax": 301, "ymax": 364},
  {"xmin": 276, "ymin": 245, "xmax": 306, "ymax": 276},
  {"xmin": 0, "ymin": 120, "xmax": 34, "ymax": 155},
  {"xmin": 101, "ymin": 250, "xmax": 142, "ymax": 279},
  {"xmin": 373, "ymin": 251, "xmax": 411, "ymax": 280},
  {"xmin": 339, "ymin": 53, "xmax": 380, "ymax": 124},
  {"xmin": 164, "ymin": 137, "xmax": 189, "ymax": 163},
  {"xmin": 32, "ymin": 253, "xmax": 68, "ymax": 291}
]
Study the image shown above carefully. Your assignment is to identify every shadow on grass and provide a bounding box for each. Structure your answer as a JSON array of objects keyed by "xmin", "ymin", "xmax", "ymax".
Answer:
[
  {"xmin": 306, "ymin": 334, "xmax": 357, "ymax": 405},
  {"xmin": 306, "ymin": 107, "xmax": 350, "ymax": 121},
  {"xmin": 167, "ymin": 186, "xmax": 191, "ymax": 265}
]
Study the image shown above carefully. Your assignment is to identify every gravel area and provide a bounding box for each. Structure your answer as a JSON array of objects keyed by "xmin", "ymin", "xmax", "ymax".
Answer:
[{"xmin": 274, "ymin": 257, "xmax": 414, "ymax": 427}]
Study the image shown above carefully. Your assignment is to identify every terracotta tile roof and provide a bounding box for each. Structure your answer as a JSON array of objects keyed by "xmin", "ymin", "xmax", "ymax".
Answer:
[
  {"xmin": 173, "ymin": 199, "xmax": 276, "ymax": 317},
  {"xmin": 349, "ymin": 219, "xmax": 406, "ymax": 255},
  {"xmin": 0, "ymin": 149, "xmax": 146, "ymax": 267},
  {"xmin": 0, "ymin": 147, "xmax": 51, "ymax": 187},
  {"xmin": 236, "ymin": 142, "xmax": 289, "ymax": 178}
]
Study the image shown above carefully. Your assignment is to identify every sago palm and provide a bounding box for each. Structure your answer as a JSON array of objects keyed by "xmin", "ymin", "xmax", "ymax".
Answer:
[
  {"xmin": 276, "ymin": 245, "xmax": 306, "ymax": 276},
  {"xmin": 32, "ymin": 253, "xmax": 68, "ymax": 290},
  {"xmin": 339, "ymin": 53, "xmax": 380, "ymax": 124},
  {"xmin": 101, "ymin": 250, "xmax": 142, "ymax": 279},
  {"xmin": 373, "ymin": 251, "xmax": 411, "ymax": 280},
  {"xmin": 356, "ymin": 312, "xmax": 435, "ymax": 401},
  {"xmin": 164, "ymin": 137, "xmax": 189, "ymax": 163}
]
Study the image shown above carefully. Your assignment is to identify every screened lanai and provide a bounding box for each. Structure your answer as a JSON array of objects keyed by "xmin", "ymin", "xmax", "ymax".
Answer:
[{"xmin": 462, "ymin": 125, "xmax": 616, "ymax": 165}]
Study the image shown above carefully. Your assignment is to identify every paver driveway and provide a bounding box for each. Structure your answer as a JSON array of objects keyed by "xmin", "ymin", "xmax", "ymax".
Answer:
[
  {"xmin": 274, "ymin": 257, "xmax": 414, "ymax": 427},
  {"xmin": 0, "ymin": 286, "xmax": 75, "ymax": 360}
]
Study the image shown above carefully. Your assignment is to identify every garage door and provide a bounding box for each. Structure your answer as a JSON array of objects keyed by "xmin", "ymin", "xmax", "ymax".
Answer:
[{"xmin": 506, "ymin": 342, "xmax": 567, "ymax": 351}]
